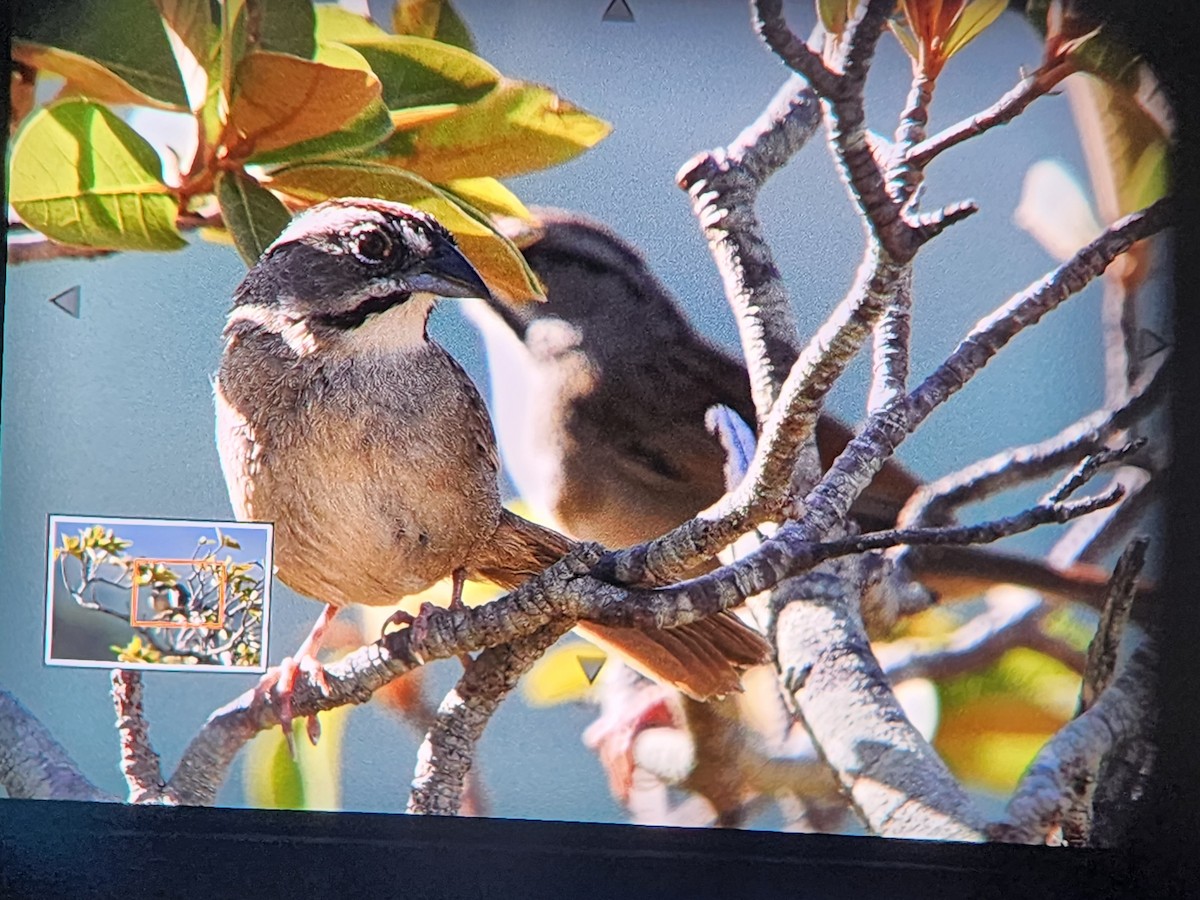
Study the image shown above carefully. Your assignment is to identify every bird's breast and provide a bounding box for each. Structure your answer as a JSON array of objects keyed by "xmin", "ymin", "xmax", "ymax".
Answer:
[{"xmin": 215, "ymin": 338, "xmax": 501, "ymax": 607}]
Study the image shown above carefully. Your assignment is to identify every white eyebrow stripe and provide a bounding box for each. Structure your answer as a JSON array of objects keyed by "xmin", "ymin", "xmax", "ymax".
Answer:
[{"xmin": 269, "ymin": 205, "xmax": 390, "ymax": 250}]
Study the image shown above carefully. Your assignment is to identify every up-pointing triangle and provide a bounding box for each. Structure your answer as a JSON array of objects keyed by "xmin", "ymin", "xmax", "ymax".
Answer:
[
  {"xmin": 602, "ymin": 0, "xmax": 634, "ymax": 23},
  {"xmin": 49, "ymin": 286, "xmax": 81, "ymax": 318},
  {"xmin": 577, "ymin": 654, "xmax": 606, "ymax": 684}
]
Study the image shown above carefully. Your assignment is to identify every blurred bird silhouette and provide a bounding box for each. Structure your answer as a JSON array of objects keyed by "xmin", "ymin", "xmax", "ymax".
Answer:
[{"xmin": 464, "ymin": 207, "xmax": 1134, "ymax": 610}]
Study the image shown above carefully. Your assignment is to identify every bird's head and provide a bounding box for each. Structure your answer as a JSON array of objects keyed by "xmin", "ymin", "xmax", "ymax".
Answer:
[{"xmin": 228, "ymin": 198, "xmax": 491, "ymax": 355}]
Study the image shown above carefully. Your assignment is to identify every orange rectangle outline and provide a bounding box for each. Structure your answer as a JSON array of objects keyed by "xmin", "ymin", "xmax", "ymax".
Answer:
[{"xmin": 129, "ymin": 558, "xmax": 228, "ymax": 630}]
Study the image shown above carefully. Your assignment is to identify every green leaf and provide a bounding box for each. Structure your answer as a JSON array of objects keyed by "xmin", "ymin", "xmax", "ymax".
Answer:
[
  {"xmin": 342, "ymin": 36, "xmax": 500, "ymax": 112},
  {"xmin": 943, "ymin": 0, "xmax": 1007, "ymax": 59},
  {"xmin": 217, "ymin": 170, "xmax": 292, "ymax": 265},
  {"xmin": 253, "ymin": 0, "xmax": 317, "ymax": 60},
  {"xmin": 393, "ymin": 0, "xmax": 477, "ymax": 53},
  {"xmin": 267, "ymin": 160, "xmax": 543, "ymax": 299},
  {"xmin": 381, "ymin": 79, "xmax": 611, "ymax": 181},
  {"xmin": 226, "ymin": 49, "xmax": 382, "ymax": 156},
  {"xmin": 9, "ymin": 100, "xmax": 186, "ymax": 251},
  {"xmin": 12, "ymin": 0, "xmax": 189, "ymax": 109},
  {"xmin": 314, "ymin": 5, "xmax": 391, "ymax": 43}
]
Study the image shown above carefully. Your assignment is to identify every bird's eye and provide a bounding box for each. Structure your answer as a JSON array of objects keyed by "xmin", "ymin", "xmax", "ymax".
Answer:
[{"xmin": 349, "ymin": 226, "xmax": 394, "ymax": 265}]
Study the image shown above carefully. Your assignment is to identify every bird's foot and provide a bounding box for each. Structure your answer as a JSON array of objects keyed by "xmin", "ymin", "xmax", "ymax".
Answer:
[
  {"xmin": 254, "ymin": 653, "xmax": 332, "ymax": 756},
  {"xmin": 448, "ymin": 567, "xmax": 468, "ymax": 611},
  {"xmin": 257, "ymin": 605, "xmax": 337, "ymax": 756},
  {"xmin": 380, "ymin": 601, "xmax": 443, "ymax": 646}
]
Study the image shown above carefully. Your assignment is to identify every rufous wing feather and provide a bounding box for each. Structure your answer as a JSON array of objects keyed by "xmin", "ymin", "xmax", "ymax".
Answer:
[{"xmin": 471, "ymin": 509, "xmax": 770, "ymax": 699}]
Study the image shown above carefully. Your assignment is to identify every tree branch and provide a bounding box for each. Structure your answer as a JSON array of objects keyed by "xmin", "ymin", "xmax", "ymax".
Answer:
[
  {"xmin": 0, "ymin": 691, "xmax": 115, "ymax": 801},
  {"xmin": 772, "ymin": 576, "xmax": 987, "ymax": 839},
  {"xmin": 991, "ymin": 640, "xmax": 1156, "ymax": 844},
  {"xmin": 408, "ymin": 621, "xmax": 572, "ymax": 815},
  {"xmin": 879, "ymin": 589, "xmax": 1085, "ymax": 684},
  {"xmin": 676, "ymin": 74, "xmax": 820, "ymax": 422},
  {"xmin": 111, "ymin": 669, "xmax": 167, "ymax": 804},
  {"xmin": 906, "ymin": 62, "xmax": 1076, "ymax": 170},
  {"xmin": 898, "ymin": 362, "xmax": 1167, "ymax": 528}
]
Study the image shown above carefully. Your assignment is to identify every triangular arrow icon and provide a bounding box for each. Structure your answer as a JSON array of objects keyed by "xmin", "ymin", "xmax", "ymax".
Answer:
[
  {"xmin": 602, "ymin": 0, "xmax": 634, "ymax": 23},
  {"xmin": 49, "ymin": 286, "xmax": 81, "ymax": 318},
  {"xmin": 577, "ymin": 654, "xmax": 606, "ymax": 684},
  {"xmin": 1135, "ymin": 328, "xmax": 1169, "ymax": 361}
]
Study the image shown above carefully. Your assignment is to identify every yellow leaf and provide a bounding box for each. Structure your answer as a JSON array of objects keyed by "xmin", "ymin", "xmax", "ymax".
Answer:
[
  {"xmin": 314, "ymin": 5, "xmax": 391, "ymax": 44},
  {"xmin": 383, "ymin": 79, "xmax": 611, "ymax": 181},
  {"xmin": 935, "ymin": 696, "xmax": 1063, "ymax": 792},
  {"xmin": 266, "ymin": 160, "xmax": 543, "ymax": 299},
  {"xmin": 943, "ymin": 0, "xmax": 1007, "ymax": 59},
  {"xmin": 226, "ymin": 50, "xmax": 381, "ymax": 156},
  {"xmin": 242, "ymin": 704, "xmax": 351, "ymax": 810},
  {"xmin": 13, "ymin": 43, "xmax": 185, "ymax": 111},
  {"xmin": 441, "ymin": 177, "xmax": 532, "ymax": 222}
]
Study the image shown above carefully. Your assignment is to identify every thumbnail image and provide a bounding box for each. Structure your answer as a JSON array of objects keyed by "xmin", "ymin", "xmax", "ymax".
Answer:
[{"xmin": 45, "ymin": 516, "xmax": 272, "ymax": 672}]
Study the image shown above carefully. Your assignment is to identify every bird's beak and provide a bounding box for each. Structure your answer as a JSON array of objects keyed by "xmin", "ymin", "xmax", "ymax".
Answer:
[{"xmin": 408, "ymin": 241, "xmax": 493, "ymax": 303}]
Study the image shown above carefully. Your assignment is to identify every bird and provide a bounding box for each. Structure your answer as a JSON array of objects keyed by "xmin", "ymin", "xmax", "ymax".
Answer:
[
  {"xmin": 213, "ymin": 198, "xmax": 770, "ymax": 748},
  {"xmin": 463, "ymin": 207, "xmax": 1139, "ymax": 612}
]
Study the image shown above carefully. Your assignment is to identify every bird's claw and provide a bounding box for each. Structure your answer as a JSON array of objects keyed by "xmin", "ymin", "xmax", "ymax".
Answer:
[
  {"xmin": 380, "ymin": 601, "xmax": 442, "ymax": 646},
  {"xmin": 254, "ymin": 653, "xmax": 331, "ymax": 758}
]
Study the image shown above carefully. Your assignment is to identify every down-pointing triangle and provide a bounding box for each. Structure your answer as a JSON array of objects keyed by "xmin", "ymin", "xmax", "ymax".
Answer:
[
  {"xmin": 49, "ymin": 286, "xmax": 81, "ymax": 318},
  {"xmin": 577, "ymin": 654, "xmax": 606, "ymax": 684},
  {"xmin": 602, "ymin": 0, "xmax": 634, "ymax": 23}
]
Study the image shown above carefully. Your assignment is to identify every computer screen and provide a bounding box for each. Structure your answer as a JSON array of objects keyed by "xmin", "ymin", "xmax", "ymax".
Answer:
[{"xmin": 2, "ymin": 0, "xmax": 1181, "ymax": 872}]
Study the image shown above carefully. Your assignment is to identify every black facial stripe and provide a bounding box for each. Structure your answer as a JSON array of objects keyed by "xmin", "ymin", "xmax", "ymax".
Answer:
[{"xmin": 314, "ymin": 292, "xmax": 410, "ymax": 330}]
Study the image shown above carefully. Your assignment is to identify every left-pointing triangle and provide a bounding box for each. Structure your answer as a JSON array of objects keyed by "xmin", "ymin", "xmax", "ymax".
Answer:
[{"xmin": 49, "ymin": 286, "xmax": 81, "ymax": 318}]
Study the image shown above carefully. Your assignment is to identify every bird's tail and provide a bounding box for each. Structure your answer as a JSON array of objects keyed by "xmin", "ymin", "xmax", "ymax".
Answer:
[{"xmin": 471, "ymin": 509, "xmax": 771, "ymax": 699}]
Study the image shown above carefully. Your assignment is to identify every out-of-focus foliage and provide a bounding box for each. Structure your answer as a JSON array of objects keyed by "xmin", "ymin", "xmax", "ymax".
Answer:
[
  {"xmin": 243, "ymin": 704, "xmax": 352, "ymax": 810},
  {"xmin": 9, "ymin": 0, "xmax": 612, "ymax": 297}
]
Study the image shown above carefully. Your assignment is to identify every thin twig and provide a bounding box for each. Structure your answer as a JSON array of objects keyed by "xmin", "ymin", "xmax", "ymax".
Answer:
[
  {"xmin": 868, "ymin": 264, "xmax": 912, "ymax": 413},
  {"xmin": 898, "ymin": 362, "xmax": 1167, "ymax": 528},
  {"xmin": 1078, "ymin": 538, "xmax": 1148, "ymax": 714},
  {"xmin": 906, "ymin": 62, "xmax": 1076, "ymax": 169},
  {"xmin": 879, "ymin": 589, "xmax": 1083, "ymax": 684}
]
